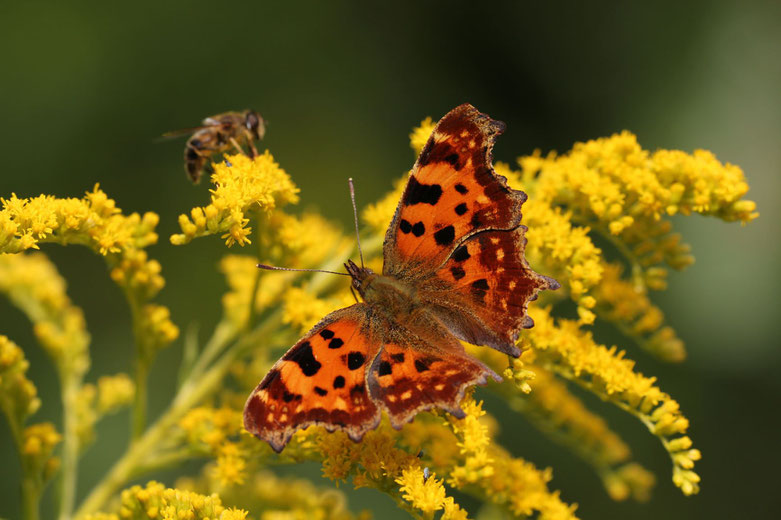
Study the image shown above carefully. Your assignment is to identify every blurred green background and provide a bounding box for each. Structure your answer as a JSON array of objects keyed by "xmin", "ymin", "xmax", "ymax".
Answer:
[{"xmin": 1, "ymin": 1, "xmax": 779, "ymax": 518}]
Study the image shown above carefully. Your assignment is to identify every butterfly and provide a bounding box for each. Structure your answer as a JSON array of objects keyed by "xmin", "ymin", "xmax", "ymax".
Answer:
[{"xmin": 243, "ymin": 104, "xmax": 559, "ymax": 452}]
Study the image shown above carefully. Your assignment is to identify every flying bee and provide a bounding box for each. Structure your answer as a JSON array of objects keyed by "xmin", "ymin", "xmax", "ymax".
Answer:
[{"xmin": 163, "ymin": 109, "xmax": 266, "ymax": 183}]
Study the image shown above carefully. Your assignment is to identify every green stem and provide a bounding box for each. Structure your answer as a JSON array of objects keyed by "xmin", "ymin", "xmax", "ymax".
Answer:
[
  {"xmin": 57, "ymin": 374, "xmax": 81, "ymax": 520},
  {"xmin": 247, "ymin": 209, "xmax": 265, "ymax": 332},
  {"xmin": 73, "ymin": 311, "xmax": 283, "ymax": 518},
  {"xmin": 132, "ymin": 358, "xmax": 148, "ymax": 441},
  {"xmin": 125, "ymin": 292, "xmax": 149, "ymax": 442},
  {"xmin": 21, "ymin": 477, "xmax": 40, "ymax": 520}
]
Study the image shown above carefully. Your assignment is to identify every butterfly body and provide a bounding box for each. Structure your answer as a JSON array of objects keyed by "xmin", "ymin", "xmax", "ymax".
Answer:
[{"xmin": 245, "ymin": 104, "xmax": 559, "ymax": 452}]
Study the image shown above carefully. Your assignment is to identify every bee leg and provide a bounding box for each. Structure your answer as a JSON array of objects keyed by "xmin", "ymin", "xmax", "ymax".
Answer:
[
  {"xmin": 241, "ymin": 129, "xmax": 259, "ymax": 158},
  {"xmin": 229, "ymin": 136, "xmax": 247, "ymax": 156}
]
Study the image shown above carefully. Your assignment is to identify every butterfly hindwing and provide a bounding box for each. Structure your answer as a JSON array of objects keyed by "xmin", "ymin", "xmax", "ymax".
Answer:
[
  {"xmin": 368, "ymin": 323, "xmax": 500, "ymax": 429},
  {"xmin": 424, "ymin": 227, "xmax": 560, "ymax": 357},
  {"xmin": 243, "ymin": 305, "xmax": 381, "ymax": 452},
  {"xmin": 383, "ymin": 104, "xmax": 527, "ymax": 276}
]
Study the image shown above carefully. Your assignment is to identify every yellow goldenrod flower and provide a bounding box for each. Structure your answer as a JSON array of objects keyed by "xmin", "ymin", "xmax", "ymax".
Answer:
[
  {"xmin": 179, "ymin": 406, "xmax": 243, "ymax": 452},
  {"xmin": 110, "ymin": 249, "xmax": 165, "ymax": 301},
  {"xmin": 136, "ymin": 303, "xmax": 179, "ymax": 362},
  {"xmin": 98, "ymin": 480, "xmax": 245, "ymax": 520},
  {"xmin": 409, "ymin": 117, "xmax": 435, "ymax": 155},
  {"xmin": 593, "ymin": 263, "xmax": 686, "ymax": 361},
  {"xmin": 362, "ymin": 177, "xmax": 405, "ymax": 235},
  {"xmin": 96, "ymin": 373, "xmax": 136, "ymax": 414},
  {"xmin": 603, "ymin": 463, "xmax": 656, "ymax": 502},
  {"xmin": 170, "ymin": 152, "xmax": 299, "ymax": 247},
  {"xmin": 0, "ymin": 185, "xmax": 158, "ymax": 255},
  {"xmin": 0, "ymin": 252, "xmax": 90, "ymax": 377},
  {"xmin": 212, "ymin": 442, "xmax": 247, "ymax": 487},
  {"xmin": 527, "ymin": 307, "xmax": 701, "ymax": 494},
  {"xmin": 262, "ymin": 211, "xmax": 350, "ymax": 269},
  {"xmin": 521, "ymin": 201, "xmax": 604, "ymax": 324},
  {"xmin": 0, "ymin": 335, "xmax": 41, "ymax": 426},
  {"xmin": 518, "ymin": 132, "xmax": 756, "ymax": 289},
  {"xmin": 446, "ymin": 397, "xmax": 495, "ymax": 487},
  {"xmin": 282, "ymin": 287, "xmax": 353, "ymax": 334},
  {"xmin": 396, "ymin": 466, "xmax": 448, "ymax": 514},
  {"xmin": 22, "ymin": 422, "xmax": 62, "ymax": 481}
]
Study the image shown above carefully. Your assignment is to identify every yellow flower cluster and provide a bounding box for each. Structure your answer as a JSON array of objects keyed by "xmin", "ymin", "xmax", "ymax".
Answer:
[
  {"xmin": 519, "ymin": 132, "xmax": 756, "ymax": 287},
  {"xmin": 22, "ymin": 422, "xmax": 62, "ymax": 481},
  {"xmin": 178, "ymin": 406, "xmax": 258, "ymax": 487},
  {"xmin": 136, "ymin": 304, "xmax": 179, "ymax": 362},
  {"xmin": 177, "ymin": 470, "xmax": 365, "ymax": 520},
  {"xmin": 110, "ymin": 249, "xmax": 165, "ymax": 302},
  {"xmin": 0, "ymin": 185, "xmax": 158, "ymax": 255},
  {"xmin": 76, "ymin": 374, "xmax": 135, "ymax": 448},
  {"xmin": 526, "ymin": 308, "xmax": 701, "ymax": 495},
  {"xmin": 0, "ymin": 252, "xmax": 90, "ymax": 376},
  {"xmin": 505, "ymin": 362, "xmax": 656, "ymax": 501},
  {"xmin": 0, "ymin": 335, "xmax": 40, "ymax": 427},
  {"xmin": 84, "ymin": 481, "xmax": 247, "ymax": 520},
  {"xmin": 171, "ymin": 152, "xmax": 299, "ymax": 247},
  {"xmin": 261, "ymin": 211, "xmax": 349, "ymax": 268},
  {"xmin": 283, "ymin": 287, "xmax": 353, "ymax": 334},
  {"xmin": 362, "ymin": 178, "xmax": 404, "ymax": 235},
  {"xmin": 219, "ymin": 255, "xmax": 264, "ymax": 327},
  {"xmin": 396, "ymin": 466, "xmax": 468, "ymax": 519},
  {"xmin": 409, "ymin": 117, "xmax": 436, "ymax": 154},
  {"xmin": 446, "ymin": 397, "xmax": 495, "ymax": 487},
  {"xmin": 593, "ymin": 263, "xmax": 685, "ymax": 361},
  {"xmin": 521, "ymin": 200, "xmax": 603, "ymax": 324},
  {"xmin": 179, "ymin": 406, "xmax": 243, "ymax": 452}
]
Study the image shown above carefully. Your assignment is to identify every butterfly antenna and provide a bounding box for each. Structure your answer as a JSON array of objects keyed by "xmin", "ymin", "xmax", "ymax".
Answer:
[
  {"xmin": 349, "ymin": 178, "xmax": 365, "ymax": 268},
  {"xmin": 257, "ymin": 264, "xmax": 350, "ymax": 276}
]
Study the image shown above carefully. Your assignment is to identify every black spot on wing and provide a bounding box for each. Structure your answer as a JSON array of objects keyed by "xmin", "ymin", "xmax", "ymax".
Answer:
[
  {"xmin": 390, "ymin": 353, "xmax": 405, "ymax": 363},
  {"xmin": 404, "ymin": 176, "xmax": 443, "ymax": 206},
  {"xmin": 455, "ymin": 203, "xmax": 468, "ymax": 216},
  {"xmin": 333, "ymin": 375, "xmax": 345, "ymax": 389},
  {"xmin": 414, "ymin": 359, "xmax": 431, "ymax": 373},
  {"xmin": 444, "ymin": 153, "xmax": 461, "ymax": 170},
  {"xmin": 470, "ymin": 212, "xmax": 482, "ymax": 228},
  {"xmin": 471, "ymin": 279, "xmax": 489, "ymax": 301},
  {"xmin": 411, "ymin": 221, "xmax": 425, "ymax": 237},
  {"xmin": 283, "ymin": 390, "xmax": 301, "ymax": 402},
  {"xmin": 319, "ymin": 329, "xmax": 335, "ymax": 339},
  {"xmin": 451, "ymin": 266, "xmax": 466, "ymax": 280},
  {"xmin": 455, "ymin": 183, "xmax": 468, "ymax": 194},
  {"xmin": 347, "ymin": 351, "xmax": 366, "ymax": 370},
  {"xmin": 378, "ymin": 360, "xmax": 392, "ymax": 376},
  {"xmin": 433, "ymin": 225, "xmax": 455, "ymax": 246},
  {"xmin": 283, "ymin": 341, "xmax": 321, "ymax": 376},
  {"xmin": 328, "ymin": 338, "xmax": 344, "ymax": 349},
  {"xmin": 400, "ymin": 219, "xmax": 412, "ymax": 234},
  {"xmin": 452, "ymin": 244, "xmax": 470, "ymax": 262},
  {"xmin": 314, "ymin": 386, "xmax": 328, "ymax": 396}
]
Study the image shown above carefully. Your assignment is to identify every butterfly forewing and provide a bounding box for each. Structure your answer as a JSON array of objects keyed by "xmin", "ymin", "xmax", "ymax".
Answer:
[
  {"xmin": 426, "ymin": 227, "xmax": 559, "ymax": 356},
  {"xmin": 383, "ymin": 104, "xmax": 527, "ymax": 277}
]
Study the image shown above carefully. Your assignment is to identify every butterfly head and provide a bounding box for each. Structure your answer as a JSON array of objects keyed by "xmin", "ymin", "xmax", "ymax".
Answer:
[{"xmin": 345, "ymin": 259, "xmax": 376, "ymax": 299}]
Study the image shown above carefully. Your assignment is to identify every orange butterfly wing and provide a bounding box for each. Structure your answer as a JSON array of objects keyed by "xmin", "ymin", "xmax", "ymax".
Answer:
[
  {"xmin": 383, "ymin": 104, "xmax": 526, "ymax": 276},
  {"xmin": 243, "ymin": 305, "xmax": 381, "ymax": 452},
  {"xmin": 368, "ymin": 331, "xmax": 500, "ymax": 429},
  {"xmin": 426, "ymin": 227, "xmax": 559, "ymax": 356}
]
